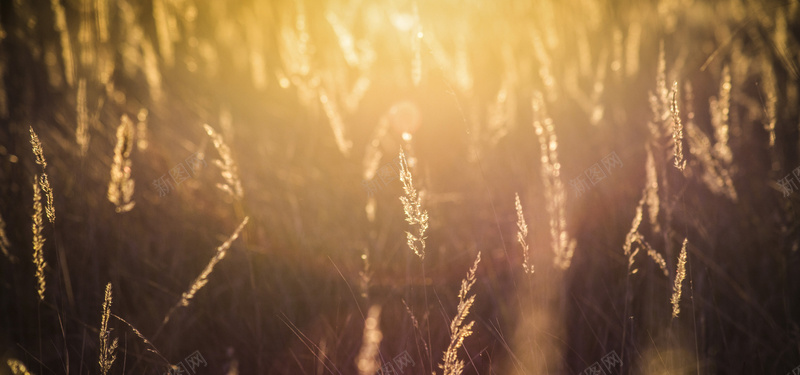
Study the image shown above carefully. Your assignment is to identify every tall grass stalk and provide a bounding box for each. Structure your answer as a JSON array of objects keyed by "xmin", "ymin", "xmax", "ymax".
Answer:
[
  {"xmin": 29, "ymin": 127, "xmax": 55, "ymax": 223},
  {"xmin": 204, "ymin": 124, "xmax": 244, "ymax": 200},
  {"xmin": 99, "ymin": 283, "xmax": 118, "ymax": 375},
  {"xmin": 160, "ymin": 217, "xmax": 249, "ymax": 328},
  {"xmin": 398, "ymin": 149, "xmax": 427, "ymax": 259},
  {"xmin": 531, "ymin": 92, "xmax": 575, "ymax": 270},
  {"xmin": 32, "ymin": 177, "xmax": 47, "ymax": 301},
  {"xmin": 671, "ymin": 238, "xmax": 688, "ymax": 318},
  {"xmin": 439, "ymin": 252, "xmax": 481, "ymax": 375},
  {"xmin": 514, "ymin": 193, "xmax": 532, "ymax": 274},
  {"xmin": 107, "ymin": 115, "xmax": 136, "ymax": 213}
]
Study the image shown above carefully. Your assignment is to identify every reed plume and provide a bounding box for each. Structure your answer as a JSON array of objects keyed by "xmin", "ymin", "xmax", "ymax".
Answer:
[
  {"xmin": 162, "ymin": 217, "xmax": 249, "ymax": 326},
  {"xmin": 439, "ymin": 251, "xmax": 481, "ymax": 375},
  {"xmin": 204, "ymin": 124, "xmax": 244, "ymax": 200},
  {"xmin": 760, "ymin": 55, "xmax": 777, "ymax": 148},
  {"xmin": 653, "ymin": 41, "xmax": 670, "ymax": 128},
  {"xmin": 399, "ymin": 149, "xmax": 428, "ymax": 259},
  {"xmin": 623, "ymin": 191, "xmax": 644, "ymax": 275},
  {"xmin": 670, "ymin": 82, "xmax": 686, "ymax": 171},
  {"xmin": 318, "ymin": 87, "xmax": 352, "ymax": 157},
  {"xmin": 515, "ymin": 193, "xmax": 532, "ymax": 274},
  {"xmin": 645, "ymin": 242, "xmax": 669, "ymax": 277},
  {"xmin": 7, "ymin": 359, "xmax": 34, "ymax": 375},
  {"xmin": 684, "ymin": 82, "xmax": 738, "ymax": 201},
  {"xmin": 107, "ymin": 115, "xmax": 135, "ymax": 213},
  {"xmin": 402, "ymin": 299, "xmax": 429, "ymax": 356},
  {"xmin": 623, "ymin": 185, "xmax": 668, "ymax": 276},
  {"xmin": 355, "ymin": 305, "xmax": 383, "ymax": 375},
  {"xmin": 29, "ymin": 127, "xmax": 55, "ymax": 223},
  {"xmin": 532, "ymin": 92, "xmax": 575, "ymax": 270},
  {"xmin": 99, "ymin": 283, "xmax": 118, "ymax": 375},
  {"xmin": 671, "ymin": 238, "xmax": 688, "ymax": 318},
  {"xmin": 710, "ymin": 65, "xmax": 732, "ymax": 165},
  {"xmin": 32, "ymin": 177, "xmax": 47, "ymax": 300}
]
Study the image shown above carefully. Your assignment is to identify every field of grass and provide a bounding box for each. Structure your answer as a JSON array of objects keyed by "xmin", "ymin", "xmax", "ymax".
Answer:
[{"xmin": 1, "ymin": 0, "xmax": 800, "ymax": 374}]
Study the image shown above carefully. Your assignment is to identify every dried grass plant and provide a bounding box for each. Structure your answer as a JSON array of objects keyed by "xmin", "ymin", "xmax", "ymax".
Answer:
[
  {"xmin": 76, "ymin": 79, "xmax": 90, "ymax": 155},
  {"xmin": 710, "ymin": 65, "xmax": 733, "ymax": 165},
  {"xmin": 29, "ymin": 127, "xmax": 55, "ymax": 223},
  {"xmin": 514, "ymin": 193, "xmax": 532, "ymax": 274},
  {"xmin": 50, "ymin": 0, "xmax": 74, "ymax": 87},
  {"xmin": 670, "ymin": 82, "xmax": 686, "ymax": 171},
  {"xmin": 622, "ymin": 191, "xmax": 644, "ymax": 275},
  {"xmin": 161, "ymin": 217, "xmax": 249, "ymax": 327},
  {"xmin": 623, "ymin": 186, "xmax": 668, "ymax": 277},
  {"xmin": 318, "ymin": 87, "xmax": 352, "ymax": 157},
  {"xmin": 204, "ymin": 124, "xmax": 244, "ymax": 200},
  {"xmin": 107, "ymin": 115, "xmax": 135, "ymax": 213},
  {"xmin": 684, "ymin": 82, "xmax": 738, "ymax": 201},
  {"xmin": 99, "ymin": 283, "xmax": 118, "ymax": 375},
  {"xmin": 112, "ymin": 313, "xmax": 171, "ymax": 366},
  {"xmin": 439, "ymin": 251, "xmax": 481, "ymax": 375},
  {"xmin": 399, "ymin": 149, "xmax": 428, "ymax": 259},
  {"xmin": 32, "ymin": 177, "xmax": 47, "ymax": 301},
  {"xmin": 671, "ymin": 238, "xmax": 688, "ymax": 318},
  {"xmin": 531, "ymin": 92, "xmax": 575, "ymax": 270},
  {"xmin": 760, "ymin": 55, "xmax": 777, "ymax": 148},
  {"xmin": 645, "ymin": 145, "xmax": 661, "ymax": 234}
]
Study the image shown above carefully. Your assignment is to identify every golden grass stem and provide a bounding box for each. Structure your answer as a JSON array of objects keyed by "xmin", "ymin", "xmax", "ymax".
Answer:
[
  {"xmin": 671, "ymin": 238, "xmax": 688, "ymax": 318},
  {"xmin": 439, "ymin": 252, "xmax": 481, "ymax": 375},
  {"xmin": 32, "ymin": 177, "xmax": 47, "ymax": 301},
  {"xmin": 670, "ymin": 81, "xmax": 686, "ymax": 171},
  {"xmin": 532, "ymin": 92, "xmax": 575, "ymax": 270},
  {"xmin": 204, "ymin": 124, "xmax": 244, "ymax": 200},
  {"xmin": 398, "ymin": 149, "xmax": 428, "ymax": 259},
  {"xmin": 514, "ymin": 193, "xmax": 532, "ymax": 274},
  {"xmin": 99, "ymin": 283, "xmax": 118, "ymax": 375},
  {"xmin": 161, "ymin": 217, "xmax": 250, "ymax": 327},
  {"xmin": 107, "ymin": 115, "xmax": 136, "ymax": 212},
  {"xmin": 29, "ymin": 127, "xmax": 55, "ymax": 223},
  {"xmin": 76, "ymin": 79, "xmax": 90, "ymax": 155}
]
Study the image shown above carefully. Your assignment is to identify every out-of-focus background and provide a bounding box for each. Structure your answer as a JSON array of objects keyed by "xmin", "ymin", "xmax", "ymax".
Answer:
[{"xmin": 1, "ymin": 0, "xmax": 800, "ymax": 373}]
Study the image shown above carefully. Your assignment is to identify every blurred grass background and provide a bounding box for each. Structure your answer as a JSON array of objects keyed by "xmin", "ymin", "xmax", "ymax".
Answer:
[{"xmin": 1, "ymin": 0, "xmax": 800, "ymax": 373}]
